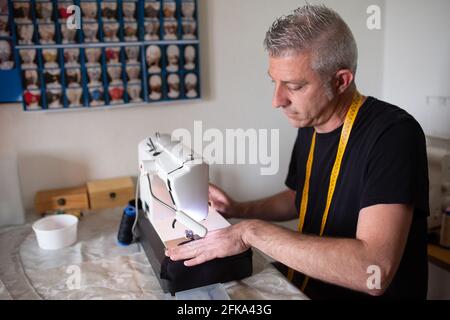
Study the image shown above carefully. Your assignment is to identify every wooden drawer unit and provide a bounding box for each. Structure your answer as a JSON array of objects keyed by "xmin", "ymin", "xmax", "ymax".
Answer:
[
  {"xmin": 87, "ymin": 177, "xmax": 134, "ymax": 210},
  {"xmin": 35, "ymin": 186, "xmax": 89, "ymax": 215}
]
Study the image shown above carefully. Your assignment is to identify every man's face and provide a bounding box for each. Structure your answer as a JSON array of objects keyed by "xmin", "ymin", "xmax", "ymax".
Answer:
[{"xmin": 268, "ymin": 53, "xmax": 335, "ymax": 128}]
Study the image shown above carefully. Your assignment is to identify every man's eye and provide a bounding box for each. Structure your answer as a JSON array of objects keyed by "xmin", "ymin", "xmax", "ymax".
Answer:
[{"xmin": 287, "ymin": 85, "xmax": 302, "ymax": 91}]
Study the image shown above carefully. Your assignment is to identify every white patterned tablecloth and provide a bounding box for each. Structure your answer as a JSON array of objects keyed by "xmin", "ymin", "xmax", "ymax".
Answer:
[{"xmin": 0, "ymin": 208, "xmax": 308, "ymax": 300}]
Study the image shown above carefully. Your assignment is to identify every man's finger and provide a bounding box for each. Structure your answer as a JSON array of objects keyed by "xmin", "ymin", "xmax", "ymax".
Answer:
[
  {"xmin": 167, "ymin": 245, "xmax": 199, "ymax": 261},
  {"xmin": 184, "ymin": 252, "xmax": 214, "ymax": 267}
]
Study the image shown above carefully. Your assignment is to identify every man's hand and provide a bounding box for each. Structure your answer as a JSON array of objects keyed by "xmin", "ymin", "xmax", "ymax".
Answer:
[
  {"xmin": 166, "ymin": 221, "xmax": 251, "ymax": 266},
  {"xmin": 208, "ymin": 183, "xmax": 240, "ymax": 218}
]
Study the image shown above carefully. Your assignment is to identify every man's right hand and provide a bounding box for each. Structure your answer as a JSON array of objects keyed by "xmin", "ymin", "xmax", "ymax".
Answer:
[{"xmin": 208, "ymin": 183, "xmax": 241, "ymax": 219}]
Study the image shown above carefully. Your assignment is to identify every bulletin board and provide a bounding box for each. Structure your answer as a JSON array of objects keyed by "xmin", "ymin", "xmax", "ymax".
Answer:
[{"xmin": 0, "ymin": 0, "xmax": 200, "ymax": 111}]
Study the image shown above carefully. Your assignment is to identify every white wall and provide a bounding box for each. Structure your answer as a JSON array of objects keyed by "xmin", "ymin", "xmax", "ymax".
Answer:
[
  {"xmin": 0, "ymin": 153, "xmax": 25, "ymax": 225},
  {"xmin": 0, "ymin": 0, "xmax": 385, "ymax": 215},
  {"xmin": 383, "ymin": 0, "xmax": 450, "ymax": 139}
]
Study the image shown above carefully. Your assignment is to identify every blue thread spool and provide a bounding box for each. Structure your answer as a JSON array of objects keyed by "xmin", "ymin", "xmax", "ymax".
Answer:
[{"xmin": 117, "ymin": 205, "xmax": 136, "ymax": 246}]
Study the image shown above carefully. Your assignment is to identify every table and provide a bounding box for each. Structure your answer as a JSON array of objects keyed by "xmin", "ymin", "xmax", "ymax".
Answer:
[
  {"xmin": 428, "ymin": 244, "xmax": 450, "ymax": 272},
  {"xmin": 0, "ymin": 208, "xmax": 308, "ymax": 300}
]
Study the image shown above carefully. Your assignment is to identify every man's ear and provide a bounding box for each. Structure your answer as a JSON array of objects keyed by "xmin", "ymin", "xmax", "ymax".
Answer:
[{"xmin": 334, "ymin": 69, "xmax": 354, "ymax": 94}]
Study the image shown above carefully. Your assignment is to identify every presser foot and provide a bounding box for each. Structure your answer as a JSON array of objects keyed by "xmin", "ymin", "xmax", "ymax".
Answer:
[
  {"xmin": 185, "ymin": 229, "xmax": 202, "ymax": 241},
  {"xmin": 171, "ymin": 219, "xmax": 202, "ymax": 241}
]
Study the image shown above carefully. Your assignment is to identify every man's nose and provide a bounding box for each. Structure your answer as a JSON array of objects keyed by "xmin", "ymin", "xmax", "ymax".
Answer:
[{"xmin": 272, "ymin": 84, "xmax": 289, "ymax": 109}]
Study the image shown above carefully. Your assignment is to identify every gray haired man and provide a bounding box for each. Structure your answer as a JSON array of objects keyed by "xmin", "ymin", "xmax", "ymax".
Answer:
[{"xmin": 167, "ymin": 4, "xmax": 429, "ymax": 299}]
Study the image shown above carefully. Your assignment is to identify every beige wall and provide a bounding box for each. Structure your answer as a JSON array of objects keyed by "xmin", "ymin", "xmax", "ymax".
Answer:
[
  {"xmin": 0, "ymin": 0, "xmax": 385, "ymax": 214},
  {"xmin": 382, "ymin": 0, "xmax": 450, "ymax": 139}
]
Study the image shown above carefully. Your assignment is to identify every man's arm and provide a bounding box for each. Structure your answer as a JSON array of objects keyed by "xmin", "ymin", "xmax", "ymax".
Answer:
[
  {"xmin": 235, "ymin": 189, "xmax": 298, "ymax": 221},
  {"xmin": 243, "ymin": 203, "xmax": 413, "ymax": 296},
  {"xmin": 167, "ymin": 203, "xmax": 413, "ymax": 296},
  {"xmin": 208, "ymin": 183, "xmax": 297, "ymax": 222}
]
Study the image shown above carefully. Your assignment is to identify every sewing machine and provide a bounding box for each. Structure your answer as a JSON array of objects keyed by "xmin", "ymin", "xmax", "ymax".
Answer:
[{"xmin": 136, "ymin": 133, "xmax": 252, "ymax": 295}]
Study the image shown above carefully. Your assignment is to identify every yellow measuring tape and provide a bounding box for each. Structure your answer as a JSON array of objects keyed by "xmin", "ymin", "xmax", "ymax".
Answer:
[{"xmin": 287, "ymin": 91, "xmax": 364, "ymax": 291}]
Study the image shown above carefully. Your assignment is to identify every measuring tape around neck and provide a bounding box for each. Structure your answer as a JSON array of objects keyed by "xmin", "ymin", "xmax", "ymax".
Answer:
[{"xmin": 287, "ymin": 91, "xmax": 364, "ymax": 291}]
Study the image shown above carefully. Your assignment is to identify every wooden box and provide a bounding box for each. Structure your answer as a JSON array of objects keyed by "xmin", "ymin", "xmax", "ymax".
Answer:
[
  {"xmin": 35, "ymin": 186, "xmax": 89, "ymax": 215},
  {"xmin": 87, "ymin": 177, "xmax": 135, "ymax": 210}
]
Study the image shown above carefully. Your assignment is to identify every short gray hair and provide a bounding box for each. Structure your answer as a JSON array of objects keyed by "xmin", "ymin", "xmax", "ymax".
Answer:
[{"xmin": 264, "ymin": 4, "xmax": 358, "ymax": 79}]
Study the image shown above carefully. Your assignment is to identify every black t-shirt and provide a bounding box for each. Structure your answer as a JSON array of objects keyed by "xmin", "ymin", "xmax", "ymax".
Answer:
[{"xmin": 284, "ymin": 96, "xmax": 429, "ymax": 299}]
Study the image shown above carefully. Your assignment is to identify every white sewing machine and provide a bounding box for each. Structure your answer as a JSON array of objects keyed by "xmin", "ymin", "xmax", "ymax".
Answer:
[
  {"xmin": 136, "ymin": 133, "xmax": 252, "ymax": 294},
  {"xmin": 138, "ymin": 133, "xmax": 230, "ymax": 246}
]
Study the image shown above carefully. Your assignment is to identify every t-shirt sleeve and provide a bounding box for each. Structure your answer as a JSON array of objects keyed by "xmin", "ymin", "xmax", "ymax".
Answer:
[
  {"xmin": 285, "ymin": 135, "xmax": 300, "ymax": 191},
  {"xmin": 360, "ymin": 119, "xmax": 429, "ymax": 216}
]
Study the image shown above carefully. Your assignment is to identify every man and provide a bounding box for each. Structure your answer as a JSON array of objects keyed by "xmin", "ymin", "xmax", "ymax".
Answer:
[{"xmin": 166, "ymin": 4, "xmax": 429, "ymax": 299}]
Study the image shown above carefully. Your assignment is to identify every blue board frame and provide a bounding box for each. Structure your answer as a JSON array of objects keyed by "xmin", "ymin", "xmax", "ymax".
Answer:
[{"xmin": 0, "ymin": 0, "xmax": 22, "ymax": 103}]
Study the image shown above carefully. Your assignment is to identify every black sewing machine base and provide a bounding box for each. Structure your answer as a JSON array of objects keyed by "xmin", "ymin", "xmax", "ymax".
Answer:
[{"xmin": 137, "ymin": 210, "xmax": 253, "ymax": 295}]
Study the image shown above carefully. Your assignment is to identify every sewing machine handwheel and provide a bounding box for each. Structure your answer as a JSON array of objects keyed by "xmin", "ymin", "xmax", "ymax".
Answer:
[
  {"xmin": 57, "ymin": 198, "xmax": 66, "ymax": 206},
  {"xmin": 109, "ymin": 192, "xmax": 117, "ymax": 199}
]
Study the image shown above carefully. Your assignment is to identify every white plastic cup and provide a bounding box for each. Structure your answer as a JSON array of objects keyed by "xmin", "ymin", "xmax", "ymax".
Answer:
[{"xmin": 32, "ymin": 214, "xmax": 78, "ymax": 250}]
